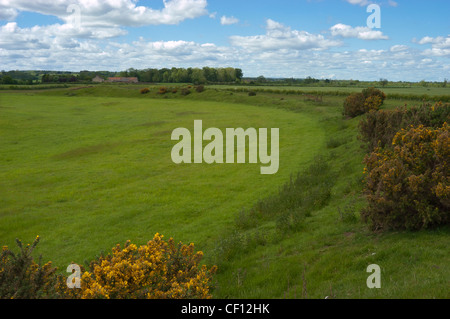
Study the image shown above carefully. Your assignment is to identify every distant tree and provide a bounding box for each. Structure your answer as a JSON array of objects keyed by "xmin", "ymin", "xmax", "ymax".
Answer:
[
  {"xmin": 235, "ymin": 68, "xmax": 243, "ymax": 81},
  {"xmin": 256, "ymin": 75, "xmax": 266, "ymax": 83},
  {"xmin": 304, "ymin": 76, "xmax": 319, "ymax": 85},
  {"xmin": 203, "ymin": 67, "xmax": 217, "ymax": 83},
  {"xmin": 217, "ymin": 68, "xmax": 227, "ymax": 83},
  {"xmin": 379, "ymin": 78, "xmax": 388, "ymax": 87},
  {"xmin": 41, "ymin": 74, "xmax": 51, "ymax": 83},
  {"xmin": 1, "ymin": 75, "xmax": 16, "ymax": 84},
  {"xmin": 191, "ymin": 68, "xmax": 206, "ymax": 85},
  {"xmin": 162, "ymin": 71, "xmax": 170, "ymax": 83},
  {"xmin": 419, "ymin": 80, "xmax": 428, "ymax": 87}
]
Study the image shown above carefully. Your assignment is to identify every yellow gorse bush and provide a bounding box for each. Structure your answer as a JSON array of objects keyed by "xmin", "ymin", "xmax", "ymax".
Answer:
[
  {"xmin": 69, "ymin": 233, "xmax": 217, "ymax": 299},
  {"xmin": 2, "ymin": 234, "xmax": 216, "ymax": 299},
  {"xmin": 363, "ymin": 123, "xmax": 449, "ymax": 230},
  {"xmin": 363, "ymin": 95, "xmax": 383, "ymax": 113},
  {"xmin": 343, "ymin": 87, "xmax": 386, "ymax": 118}
]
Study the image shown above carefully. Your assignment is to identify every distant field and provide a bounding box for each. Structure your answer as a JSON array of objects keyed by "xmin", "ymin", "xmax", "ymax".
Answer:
[
  {"xmin": 2, "ymin": 83, "xmax": 450, "ymax": 98},
  {"xmin": 208, "ymin": 84, "xmax": 450, "ymax": 98}
]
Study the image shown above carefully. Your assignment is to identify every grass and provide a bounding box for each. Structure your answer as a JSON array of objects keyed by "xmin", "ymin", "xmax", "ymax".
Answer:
[
  {"xmin": 208, "ymin": 84, "xmax": 450, "ymax": 96},
  {"xmin": 0, "ymin": 89, "xmax": 325, "ymax": 269},
  {"xmin": 0, "ymin": 84, "xmax": 448, "ymax": 299}
]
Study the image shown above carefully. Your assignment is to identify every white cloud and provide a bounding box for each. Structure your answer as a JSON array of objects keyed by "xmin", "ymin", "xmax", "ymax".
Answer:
[
  {"xmin": 330, "ymin": 23, "xmax": 389, "ymax": 40},
  {"xmin": 220, "ymin": 15, "xmax": 239, "ymax": 25},
  {"xmin": 418, "ymin": 36, "xmax": 436, "ymax": 45},
  {"xmin": 0, "ymin": 7, "xmax": 18, "ymax": 20},
  {"xmin": 229, "ymin": 19, "xmax": 341, "ymax": 52},
  {"xmin": 388, "ymin": 0, "xmax": 398, "ymax": 7},
  {"xmin": 345, "ymin": 0, "xmax": 370, "ymax": 6},
  {"xmin": 418, "ymin": 35, "xmax": 450, "ymax": 57},
  {"xmin": 390, "ymin": 45, "xmax": 409, "ymax": 52},
  {"xmin": 0, "ymin": 0, "xmax": 209, "ymax": 26},
  {"xmin": 0, "ymin": 6, "xmax": 447, "ymax": 81}
]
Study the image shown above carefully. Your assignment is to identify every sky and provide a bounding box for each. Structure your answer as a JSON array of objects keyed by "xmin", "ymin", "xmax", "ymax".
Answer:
[{"xmin": 0, "ymin": 0, "xmax": 449, "ymax": 81}]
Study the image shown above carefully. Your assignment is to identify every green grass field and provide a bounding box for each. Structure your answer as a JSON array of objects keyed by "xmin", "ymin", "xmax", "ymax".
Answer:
[
  {"xmin": 0, "ymin": 85, "xmax": 448, "ymax": 299},
  {"xmin": 208, "ymin": 84, "xmax": 450, "ymax": 97}
]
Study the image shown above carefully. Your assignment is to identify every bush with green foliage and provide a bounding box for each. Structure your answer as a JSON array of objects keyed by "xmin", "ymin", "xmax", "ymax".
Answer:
[
  {"xmin": 0, "ymin": 236, "xmax": 59, "ymax": 299},
  {"xmin": 180, "ymin": 88, "xmax": 191, "ymax": 96},
  {"xmin": 362, "ymin": 87, "xmax": 386, "ymax": 102},
  {"xmin": 362, "ymin": 123, "xmax": 449, "ymax": 230},
  {"xmin": 359, "ymin": 102, "xmax": 450, "ymax": 152},
  {"xmin": 140, "ymin": 88, "xmax": 150, "ymax": 94},
  {"xmin": 158, "ymin": 87, "xmax": 168, "ymax": 95},
  {"xmin": 343, "ymin": 93, "xmax": 367, "ymax": 117},
  {"xmin": 343, "ymin": 87, "xmax": 386, "ymax": 118}
]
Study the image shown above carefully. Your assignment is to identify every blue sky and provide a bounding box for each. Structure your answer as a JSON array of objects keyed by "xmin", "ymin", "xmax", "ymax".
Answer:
[{"xmin": 0, "ymin": 0, "xmax": 449, "ymax": 81}]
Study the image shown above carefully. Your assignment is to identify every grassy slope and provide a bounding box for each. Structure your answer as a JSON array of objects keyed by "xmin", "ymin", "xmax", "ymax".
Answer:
[
  {"xmin": 0, "ymin": 85, "xmax": 448, "ymax": 299},
  {"xmin": 173, "ymin": 87, "xmax": 450, "ymax": 299}
]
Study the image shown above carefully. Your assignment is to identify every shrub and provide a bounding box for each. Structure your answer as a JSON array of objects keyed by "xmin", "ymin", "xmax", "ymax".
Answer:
[
  {"xmin": 343, "ymin": 93, "xmax": 366, "ymax": 117},
  {"xmin": 158, "ymin": 87, "xmax": 168, "ymax": 94},
  {"xmin": 248, "ymin": 91, "xmax": 256, "ymax": 96},
  {"xmin": 195, "ymin": 85, "xmax": 205, "ymax": 93},
  {"xmin": 362, "ymin": 123, "xmax": 449, "ymax": 230},
  {"xmin": 1, "ymin": 234, "xmax": 216, "ymax": 299},
  {"xmin": 359, "ymin": 102, "xmax": 450, "ymax": 152},
  {"xmin": 343, "ymin": 87, "xmax": 386, "ymax": 118},
  {"xmin": 358, "ymin": 107, "xmax": 407, "ymax": 152},
  {"xmin": 362, "ymin": 87, "xmax": 386, "ymax": 102},
  {"xmin": 363, "ymin": 95, "xmax": 383, "ymax": 112},
  {"xmin": 180, "ymin": 88, "xmax": 191, "ymax": 96},
  {"xmin": 68, "ymin": 234, "xmax": 217, "ymax": 299},
  {"xmin": 140, "ymin": 88, "xmax": 150, "ymax": 94},
  {"xmin": 0, "ymin": 236, "xmax": 59, "ymax": 299}
]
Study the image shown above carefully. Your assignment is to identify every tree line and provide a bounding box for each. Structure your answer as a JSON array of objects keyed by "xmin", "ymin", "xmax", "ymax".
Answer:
[
  {"xmin": 0, "ymin": 67, "xmax": 243, "ymax": 85},
  {"xmin": 118, "ymin": 67, "xmax": 243, "ymax": 84}
]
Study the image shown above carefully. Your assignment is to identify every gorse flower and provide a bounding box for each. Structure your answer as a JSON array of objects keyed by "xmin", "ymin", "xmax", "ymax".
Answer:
[
  {"xmin": 362, "ymin": 122, "xmax": 449, "ymax": 230},
  {"xmin": 1, "ymin": 234, "xmax": 217, "ymax": 299},
  {"xmin": 60, "ymin": 233, "xmax": 217, "ymax": 299}
]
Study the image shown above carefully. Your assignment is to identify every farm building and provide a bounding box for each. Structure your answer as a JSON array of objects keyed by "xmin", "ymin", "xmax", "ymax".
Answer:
[
  {"xmin": 92, "ymin": 76, "xmax": 105, "ymax": 83},
  {"xmin": 107, "ymin": 77, "xmax": 139, "ymax": 83}
]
